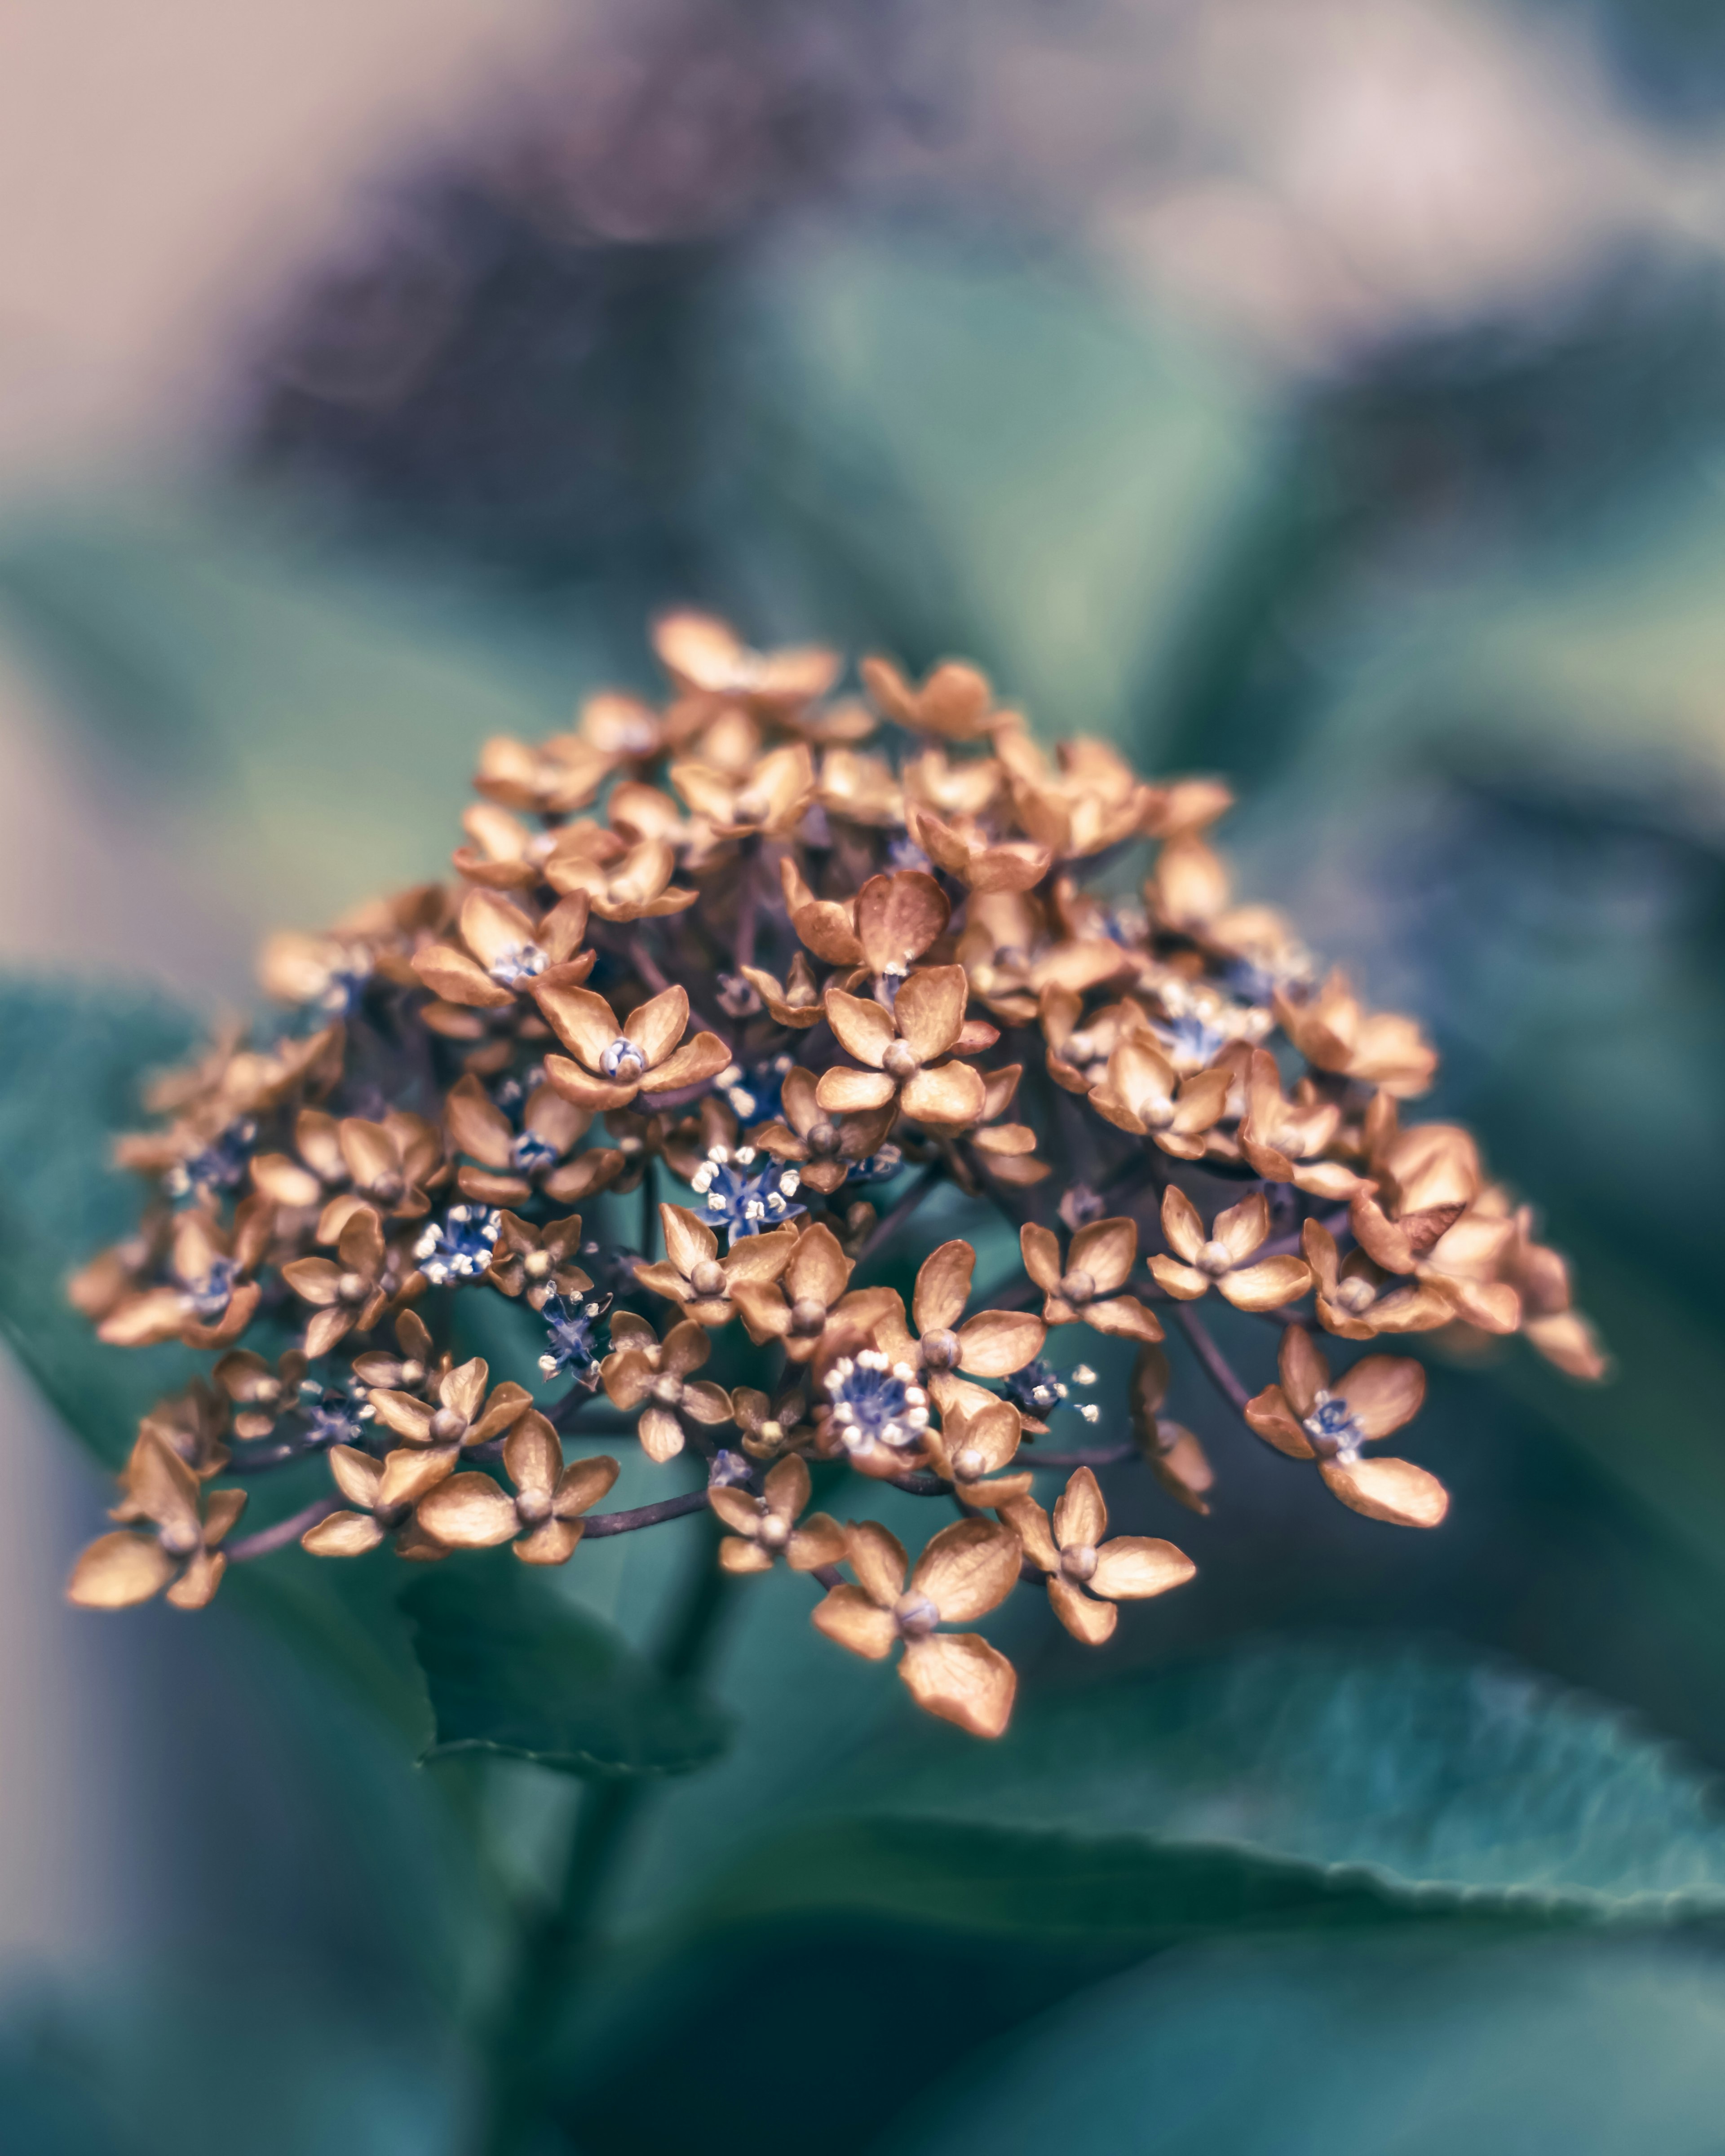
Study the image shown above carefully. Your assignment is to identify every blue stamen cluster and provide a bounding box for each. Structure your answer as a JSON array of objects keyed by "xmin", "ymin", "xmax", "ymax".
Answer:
[
  {"xmin": 689, "ymin": 1145, "xmax": 805, "ymax": 1242},
  {"xmin": 414, "ymin": 1204, "xmax": 501, "ymax": 1285}
]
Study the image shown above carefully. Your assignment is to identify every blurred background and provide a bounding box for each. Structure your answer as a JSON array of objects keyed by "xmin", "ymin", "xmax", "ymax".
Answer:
[{"xmin": 5, "ymin": 0, "xmax": 1725, "ymax": 2148}]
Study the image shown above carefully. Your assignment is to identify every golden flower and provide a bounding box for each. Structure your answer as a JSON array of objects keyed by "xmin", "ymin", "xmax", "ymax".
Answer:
[
  {"xmin": 669, "ymin": 742, "xmax": 818, "ymax": 840},
  {"xmin": 282, "ymin": 1204, "xmax": 409, "ymax": 1359},
  {"xmin": 543, "ymin": 834, "xmax": 698, "ymax": 923},
  {"xmin": 1245, "ymin": 1325, "xmax": 1444, "ymax": 1527},
  {"xmin": 600, "ymin": 1317, "xmax": 733, "ymax": 1463},
  {"xmin": 367, "ymin": 1356, "xmax": 535, "ymax": 1508},
  {"xmin": 817, "ymin": 748, "xmax": 902, "ymax": 827},
  {"xmin": 634, "ymin": 1203, "xmax": 797, "ymax": 1327},
  {"xmin": 114, "ymin": 1383, "xmax": 231, "ymax": 1501},
  {"xmin": 473, "ymin": 731, "xmax": 606, "ymax": 817},
  {"xmin": 1490, "ymin": 1200, "xmax": 1608, "ymax": 1381},
  {"xmin": 1040, "ymin": 989, "xmax": 1149, "ymax": 1095},
  {"xmin": 1002, "ymin": 1467, "xmax": 1194, "ymax": 1644},
  {"xmin": 653, "ymin": 610, "xmax": 840, "ymax": 715},
  {"xmin": 727, "ymin": 1218, "xmax": 893, "ymax": 1359},
  {"xmin": 812, "ymin": 1517, "xmax": 1020, "ymax": 1736},
  {"xmin": 413, "ymin": 1416, "xmax": 620, "ymax": 1565},
  {"xmin": 730, "ymin": 1383, "xmax": 820, "ymax": 1462},
  {"xmin": 351, "ymin": 1309, "xmax": 446, "ymax": 1395},
  {"xmin": 902, "ymin": 744, "xmax": 1005, "ymax": 820},
  {"xmin": 1275, "ymin": 971, "xmax": 1437, "ymax": 1098},
  {"xmin": 905, "ymin": 801, "xmax": 1052, "ymax": 894},
  {"xmin": 487, "ymin": 1211, "xmax": 592, "ymax": 1310},
  {"xmin": 300, "ymin": 1443, "xmax": 450, "ymax": 1561},
  {"xmin": 921, "ymin": 1376, "xmax": 1033, "ymax": 1504},
  {"xmin": 780, "ymin": 862, "xmax": 951, "ymax": 978},
  {"xmin": 444, "ymin": 1074, "xmax": 597, "ymax": 1206},
  {"xmin": 958, "ymin": 1062, "xmax": 1049, "ymax": 1189},
  {"xmin": 994, "ymin": 727, "xmax": 1154, "ymax": 860},
  {"xmin": 712, "ymin": 1455, "xmax": 846, "ymax": 1574},
  {"xmin": 1149, "ymin": 1187, "xmax": 1313, "ymax": 1310},
  {"xmin": 1237, "ymin": 1049, "xmax": 1370, "ymax": 1198},
  {"xmin": 1302, "ymin": 1220, "xmax": 1452, "ymax": 1339},
  {"xmin": 1145, "ymin": 833, "xmax": 1232, "ymax": 934},
  {"xmin": 1130, "ymin": 1344, "xmax": 1213, "ymax": 1515},
  {"xmin": 212, "ymin": 1349, "xmax": 308, "ymax": 1440},
  {"xmin": 1088, "ymin": 1035, "xmax": 1231, "ymax": 1160},
  {"xmin": 817, "ymin": 969, "xmax": 991, "ymax": 1127},
  {"xmin": 257, "ymin": 1109, "xmax": 444, "ymax": 1240},
  {"xmin": 97, "ymin": 1201, "xmax": 270, "ymax": 1350},
  {"xmin": 874, "ymin": 1240, "xmax": 1048, "ymax": 1383},
  {"xmin": 1347, "ymin": 1108, "xmax": 1480, "ymax": 1269},
  {"xmin": 67, "ymin": 1431, "xmax": 246, "ymax": 1610},
  {"xmin": 750, "ymin": 1067, "xmax": 895, "ymax": 1193},
  {"xmin": 860, "ymin": 654, "xmax": 1003, "ymax": 742},
  {"xmin": 956, "ymin": 891, "xmax": 1130, "ymax": 1025},
  {"xmin": 413, "ymin": 888, "xmax": 595, "ymax": 1011},
  {"xmin": 1020, "ymin": 1219, "xmax": 1164, "ymax": 1342},
  {"xmin": 450, "ymin": 802, "xmax": 562, "ymax": 891},
  {"xmin": 535, "ymin": 981, "xmax": 730, "ymax": 1112},
  {"xmin": 738, "ymin": 951, "xmax": 825, "ymax": 1029}
]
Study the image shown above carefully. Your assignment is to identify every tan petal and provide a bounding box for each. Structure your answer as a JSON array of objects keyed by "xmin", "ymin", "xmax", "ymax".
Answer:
[
  {"xmin": 415, "ymin": 1473, "xmax": 521, "ymax": 1549},
  {"xmin": 641, "ymin": 1034, "xmax": 734, "ymax": 1094},
  {"xmin": 1244, "ymin": 1383, "xmax": 1316, "ymax": 1459},
  {"xmin": 1052, "ymin": 1465, "xmax": 1107, "ymax": 1550},
  {"xmin": 787, "ymin": 1514, "xmax": 848, "ymax": 1571},
  {"xmin": 1148, "ymin": 1255, "xmax": 1211, "ymax": 1299},
  {"xmin": 1335, "ymin": 1354, "xmax": 1426, "ymax": 1440},
  {"xmin": 127, "ymin": 1432, "xmax": 202, "ymax": 1543},
  {"xmin": 824, "ymin": 989, "xmax": 895, "ymax": 1068},
  {"xmin": 1083, "ymin": 1296, "xmax": 1164, "ymax": 1343},
  {"xmin": 67, "ymin": 1531, "xmax": 175, "ymax": 1608},
  {"xmin": 514, "ymin": 1518, "xmax": 583, "ymax": 1566},
  {"xmin": 899, "ymin": 1633, "xmax": 1017, "ymax": 1737},
  {"xmin": 724, "ymin": 1226, "xmax": 798, "ymax": 1285},
  {"xmin": 282, "ymin": 1257, "xmax": 343, "ymax": 1308},
  {"xmin": 367, "ymin": 1390, "xmax": 438, "ymax": 1445},
  {"xmin": 533, "ymin": 982, "xmax": 621, "ymax": 1071},
  {"xmin": 166, "ymin": 1548, "xmax": 226, "ymax": 1609},
  {"xmin": 812, "ymin": 1584, "xmax": 899, "ymax": 1659},
  {"xmin": 763, "ymin": 1454, "xmax": 811, "ymax": 1520},
  {"xmin": 999, "ymin": 1494, "xmax": 1061, "ymax": 1573},
  {"xmin": 1019, "ymin": 1222, "xmax": 1062, "ymax": 1293},
  {"xmin": 845, "ymin": 1520, "xmax": 908, "ymax": 1606},
  {"xmin": 1214, "ymin": 1190, "xmax": 1270, "ymax": 1263},
  {"xmin": 1047, "ymin": 1576, "xmax": 1118, "ymax": 1645},
  {"xmin": 301, "ymin": 1511, "xmax": 386, "ymax": 1558},
  {"xmin": 638, "ymin": 1408, "xmax": 685, "ymax": 1463},
  {"xmin": 894, "ymin": 965, "xmax": 968, "ymax": 1064},
  {"xmin": 1160, "ymin": 1185, "xmax": 1205, "ymax": 1265},
  {"xmin": 913, "ymin": 1516, "xmax": 1021, "ymax": 1622},
  {"xmin": 731, "ymin": 1280, "xmax": 792, "ymax": 1341},
  {"xmin": 816, "ymin": 1066, "xmax": 897, "ymax": 1114},
  {"xmin": 1217, "ymin": 1256, "xmax": 1313, "ymax": 1311},
  {"xmin": 250, "ymin": 1153, "xmax": 323, "ymax": 1207},
  {"xmin": 445, "ymin": 1076, "xmax": 514, "ymax": 1170},
  {"xmin": 202, "ymin": 1489, "xmax": 248, "ymax": 1546},
  {"xmin": 681, "ymin": 1380, "xmax": 733, "ymax": 1425},
  {"xmin": 412, "ymin": 943, "xmax": 513, "ymax": 1008},
  {"xmin": 543, "ymin": 1056, "xmax": 638, "ymax": 1113},
  {"xmin": 914, "ymin": 1241, "xmax": 974, "ymax": 1332},
  {"xmin": 376, "ymin": 1446, "xmax": 456, "ymax": 1511},
  {"xmin": 1089, "ymin": 1536, "xmax": 1196, "ymax": 1599},
  {"xmin": 899, "ymin": 1061, "xmax": 986, "ymax": 1125},
  {"xmin": 1321, "ymin": 1456, "xmax": 1449, "ymax": 1528},
  {"xmin": 1278, "ymin": 1323, "xmax": 1328, "ymax": 1416},
  {"xmin": 554, "ymin": 1454, "xmax": 621, "ymax": 1518},
  {"xmin": 1070, "ymin": 1216, "xmax": 1137, "ymax": 1294},
  {"xmin": 855, "ymin": 871, "xmax": 949, "ymax": 974},
  {"xmin": 323, "ymin": 1446, "xmax": 383, "ymax": 1511},
  {"xmin": 788, "ymin": 1222, "xmax": 849, "ymax": 1306},
  {"xmin": 955, "ymin": 1308, "xmax": 1046, "ymax": 1377},
  {"xmin": 503, "ymin": 1411, "xmax": 563, "ymax": 1499},
  {"xmin": 720, "ymin": 1537, "xmax": 776, "ymax": 1575},
  {"xmin": 623, "ymin": 985, "xmax": 690, "ymax": 1070},
  {"xmin": 661, "ymin": 1203, "xmax": 717, "ymax": 1277}
]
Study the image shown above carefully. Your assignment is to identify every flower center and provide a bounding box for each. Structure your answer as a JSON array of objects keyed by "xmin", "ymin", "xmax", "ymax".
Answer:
[
  {"xmin": 1335, "ymin": 1276, "xmax": 1377, "ymax": 1315},
  {"xmin": 790, "ymin": 1297, "xmax": 828, "ymax": 1337},
  {"xmin": 489, "ymin": 941, "xmax": 549, "ymax": 988},
  {"xmin": 1302, "ymin": 1391, "xmax": 1364, "ymax": 1461},
  {"xmin": 651, "ymin": 1374, "xmax": 685, "ymax": 1407},
  {"xmin": 920, "ymin": 1326, "xmax": 961, "ymax": 1370},
  {"xmin": 690, "ymin": 1147, "xmax": 805, "ymax": 1242},
  {"xmin": 807, "ymin": 1120, "xmax": 840, "ymax": 1155},
  {"xmin": 1059, "ymin": 1269, "xmax": 1096, "ymax": 1305},
  {"xmin": 415, "ymin": 1205, "xmax": 501, "ymax": 1285},
  {"xmin": 1060, "ymin": 1542, "xmax": 1098, "ymax": 1583},
  {"xmin": 758, "ymin": 1512, "xmax": 791, "ymax": 1549},
  {"xmin": 1197, "ymin": 1240, "xmax": 1234, "ymax": 1277},
  {"xmin": 429, "ymin": 1407, "xmax": 469, "ymax": 1446},
  {"xmin": 882, "ymin": 1040, "xmax": 920, "ymax": 1081},
  {"xmin": 824, "ymin": 1351, "xmax": 929, "ymax": 1453},
  {"xmin": 600, "ymin": 1037, "xmax": 647, "ymax": 1080},
  {"xmin": 336, "ymin": 1270, "xmax": 370, "ymax": 1305},
  {"xmin": 690, "ymin": 1259, "xmax": 727, "ymax": 1299},
  {"xmin": 893, "ymin": 1590, "xmax": 940, "ymax": 1638},
  {"xmin": 515, "ymin": 1488, "xmax": 551, "ymax": 1525}
]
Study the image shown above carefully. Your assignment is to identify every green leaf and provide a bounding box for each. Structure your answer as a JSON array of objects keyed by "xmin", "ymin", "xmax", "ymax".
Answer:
[
  {"xmin": 694, "ymin": 1638, "xmax": 1725, "ymax": 1942},
  {"xmin": 402, "ymin": 1555, "xmax": 734, "ymax": 1779},
  {"xmin": 881, "ymin": 1930, "xmax": 1725, "ymax": 2156}
]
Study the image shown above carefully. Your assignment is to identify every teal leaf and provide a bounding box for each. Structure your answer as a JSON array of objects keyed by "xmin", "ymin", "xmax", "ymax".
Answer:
[
  {"xmin": 695, "ymin": 1638, "xmax": 1725, "ymax": 1941},
  {"xmin": 402, "ymin": 1556, "xmax": 734, "ymax": 1780},
  {"xmin": 880, "ymin": 1931, "xmax": 1725, "ymax": 2156}
]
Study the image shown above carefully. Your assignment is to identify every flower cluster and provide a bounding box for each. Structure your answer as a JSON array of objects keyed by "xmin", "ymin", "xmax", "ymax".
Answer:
[{"xmin": 65, "ymin": 613, "xmax": 1606, "ymax": 1738}]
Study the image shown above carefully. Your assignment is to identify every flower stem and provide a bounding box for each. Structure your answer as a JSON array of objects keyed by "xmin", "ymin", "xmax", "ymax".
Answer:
[
  {"xmin": 474, "ymin": 1518, "xmax": 733, "ymax": 2154},
  {"xmin": 1171, "ymin": 1302, "xmax": 1254, "ymax": 1419}
]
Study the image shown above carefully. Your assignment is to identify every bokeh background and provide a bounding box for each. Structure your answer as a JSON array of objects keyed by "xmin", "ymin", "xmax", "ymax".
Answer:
[{"xmin": 5, "ymin": 0, "xmax": 1725, "ymax": 2148}]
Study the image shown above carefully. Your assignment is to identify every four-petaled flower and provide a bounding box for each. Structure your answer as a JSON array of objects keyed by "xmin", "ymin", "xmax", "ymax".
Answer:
[
  {"xmin": 367, "ymin": 1357, "xmax": 534, "ymax": 1508},
  {"xmin": 729, "ymin": 1219, "xmax": 893, "ymax": 1361},
  {"xmin": 818, "ymin": 968, "xmax": 994, "ymax": 1127},
  {"xmin": 712, "ymin": 1456, "xmax": 846, "ymax": 1574},
  {"xmin": 487, "ymin": 1211, "xmax": 592, "ymax": 1309},
  {"xmin": 301, "ymin": 1444, "xmax": 449, "ymax": 1561},
  {"xmin": 445, "ymin": 1075, "xmax": 601, "ymax": 1206},
  {"xmin": 813, "ymin": 1517, "xmax": 1021, "ymax": 1736},
  {"xmin": 601, "ymin": 1317, "xmax": 734, "ymax": 1463},
  {"xmin": 1020, "ymin": 1218, "xmax": 1164, "ymax": 1342},
  {"xmin": 1274, "ymin": 971, "xmax": 1437, "ymax": 1099},
  {"xmin": 1088, "ymin": 1034, "xmax": 1231, "ymax": 1159},
  {"xmin": 68, "ymin": 1431, "xmax": 247, "ymax": 1611},
  {"xmin": 413, "ymin": 1416, "xmax": 621, "ymax": 1565},
  {"xmin": 283, "ymin": 1204, "xmax": 410, "ymax": 1357},
  {"xmin": 750, "ymin": 1067, "xmax": 895, "ymax": 1195},
  {"xmin": 634, "ymin": 1202, "xmax": 797, "ymax": 1326},
  {"xmin": 1245, "ymin": 1325, "xmax": 1443, "ymax": 1528},
  {"xmin": 535, "ymin": 981, "xmax": 730, "ymax": 1112},
  {"xmin": 1149, "ymin": 1188, "xmax": 1313, "ymax": 1311},
  {"xmin": 1002, "ymin": 1467, "xmax": 1195, "ymax": 1644}
]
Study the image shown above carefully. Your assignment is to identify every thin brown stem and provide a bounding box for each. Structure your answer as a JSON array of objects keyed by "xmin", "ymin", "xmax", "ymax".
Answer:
[
  {"xmin": 580, "ymin": 1488, "xmax": 712, "ymax": 1539},
  {"xmin": 854, "ymin": 1158, "xmax": 942, "ymax": 1268},
  {"xmin": 1171, "ymin": 1301, "xmax": 1255, "ymax": 1418},
  {"xmin": 225, "ymin": 1495, "xmax": 340, "ymax": 1561}
]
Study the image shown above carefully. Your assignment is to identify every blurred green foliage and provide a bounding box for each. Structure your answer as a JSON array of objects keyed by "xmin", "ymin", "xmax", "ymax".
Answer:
[{"xmin": 3, "ymin": 222, "xmax": 1725, "ymax": 2153}]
